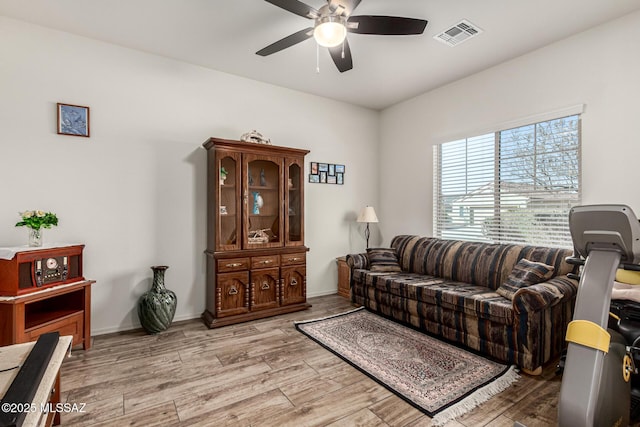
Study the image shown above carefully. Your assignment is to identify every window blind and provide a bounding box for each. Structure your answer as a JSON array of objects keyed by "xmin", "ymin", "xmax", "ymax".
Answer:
[{"xmin": 433, "ymin": 115, "xmax": 581, "ymax": 248}]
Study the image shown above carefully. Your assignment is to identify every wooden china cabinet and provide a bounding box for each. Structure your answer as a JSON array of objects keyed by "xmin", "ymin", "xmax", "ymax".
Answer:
[{"xmin": 202, "ymin": 137, "xmax": 310, "ymax": 328}]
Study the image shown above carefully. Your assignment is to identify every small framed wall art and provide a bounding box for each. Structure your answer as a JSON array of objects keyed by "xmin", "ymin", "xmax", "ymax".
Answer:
[
  {"xmin": 309, "ymin": 162, "xmax": 344, "ymax": 185},
  {"xmin": 57, "ymin": 103, "xmax": 90, "ymax": 137}
]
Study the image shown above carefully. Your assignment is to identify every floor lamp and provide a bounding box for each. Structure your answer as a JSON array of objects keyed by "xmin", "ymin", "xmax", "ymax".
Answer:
[{"xmin": 357, "ymin": 206, "xmax": 379, "ymax": 249}]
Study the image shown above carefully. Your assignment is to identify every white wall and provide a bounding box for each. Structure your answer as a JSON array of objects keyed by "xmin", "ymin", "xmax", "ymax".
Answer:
[
  {"xmin": 380, "ymin": 10, "xmax": 640, "ymax": 243},
  {"xmin": 0, "ymin": 17, "xmax": 379, "ymax": 334}
]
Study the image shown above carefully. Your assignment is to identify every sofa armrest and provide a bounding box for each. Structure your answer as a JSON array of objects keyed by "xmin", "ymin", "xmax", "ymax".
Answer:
[
  {"xmin": 346, "ymin": 253, "xmax": 369, "ymax": 270},
  {"xmin": 512, "ymin": 275, "xmax": 578, "ymax": 314}
]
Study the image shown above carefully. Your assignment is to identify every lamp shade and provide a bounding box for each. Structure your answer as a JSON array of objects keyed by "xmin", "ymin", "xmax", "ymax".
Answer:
[
  {"xmin": 357, "ymin": 206, "xmax": 379, "ymax": 223},
  {"xmin": 313, "ymin": 16, "xmax": 347, "ymax": 48}
]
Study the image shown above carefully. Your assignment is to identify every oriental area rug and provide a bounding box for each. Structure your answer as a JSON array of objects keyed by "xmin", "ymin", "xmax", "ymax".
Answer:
[{"xmin": 295, "ymin": 307, "xmax": 519, "ymax": 426}]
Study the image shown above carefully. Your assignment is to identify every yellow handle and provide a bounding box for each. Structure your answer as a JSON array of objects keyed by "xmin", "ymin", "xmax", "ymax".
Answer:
[{"xmin": 566, "ymin": 320, "xmax": 610, "ymax": 353}]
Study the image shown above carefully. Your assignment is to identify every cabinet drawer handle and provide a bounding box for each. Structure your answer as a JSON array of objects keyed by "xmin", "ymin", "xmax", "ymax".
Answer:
[
  {"xmin": 289, "ymin": 257, "xmax": 300, "ymax": 262},
  {"xmin": 290, "ymin": 279, "xmax": 298, "ymax": 287},
  {"xmin": 228, "ymin": 286, "xmax": 238, "ymax": 295},
  {"xmin": 261, "ymin": 282, "xmax": 270, "ymax": 290},
  {"xmin": 261, "ymin": 260, "xmax": 272, "ymax": 264},
  {"xmin": 226, "ymin": 262, "xmax": 242, "ymax": 268}
]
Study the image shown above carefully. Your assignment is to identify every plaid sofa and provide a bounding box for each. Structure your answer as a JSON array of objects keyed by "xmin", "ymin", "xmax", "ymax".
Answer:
[{"xmin": 347, "ymin": 235, "xmax": 578, "ymax": 372}]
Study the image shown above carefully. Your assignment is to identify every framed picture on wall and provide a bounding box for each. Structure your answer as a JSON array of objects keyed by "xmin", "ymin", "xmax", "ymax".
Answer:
[
  {"xmin": 309, "ymin": 161, "xmax": 345, "ymax": 185},
  {"xmin": 57, "ymin": 103, "xmax": 90, "ymax": 137}
]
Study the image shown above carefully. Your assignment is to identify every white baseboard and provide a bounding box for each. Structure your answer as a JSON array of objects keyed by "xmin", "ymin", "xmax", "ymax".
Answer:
[
  {"xmin": 91, "ymin": 312, "xmax": 202, "ymax": 336},
  {"xmin": 91, "ymin": 291, "xmax": 341, "ymax": 336},
  {"xmin": 307, "ymin": 289, "xmax": 341, "ymax": 298}
]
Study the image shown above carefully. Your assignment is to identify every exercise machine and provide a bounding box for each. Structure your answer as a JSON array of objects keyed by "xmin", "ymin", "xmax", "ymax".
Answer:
[
  {"xmin": 559, "ymin": 204, "xmax": 640, "ymax": 426},
  {"xmin": 610, "ymin": 298, "xmax": 640, "ymax": 420}
]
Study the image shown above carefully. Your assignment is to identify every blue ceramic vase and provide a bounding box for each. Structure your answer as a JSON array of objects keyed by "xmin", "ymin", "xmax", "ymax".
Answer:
[{"xmin": 253, "ymin": 192, "xmax": 263, "ymax": 214}]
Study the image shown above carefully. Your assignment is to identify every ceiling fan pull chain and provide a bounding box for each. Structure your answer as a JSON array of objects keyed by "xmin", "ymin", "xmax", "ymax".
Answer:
[{"xmin": 316, "ymin": 43, "xmax": 320, "ymax": 73}]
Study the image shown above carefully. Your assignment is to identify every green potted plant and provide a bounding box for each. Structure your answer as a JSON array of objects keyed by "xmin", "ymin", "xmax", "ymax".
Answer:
[
  {"xmin": 15, "ymin": 210, "xmax": 58, "ymax": 247},
  {"xmin": 220, "ymin": 166, "xmax": 228, "ymax": 185}
]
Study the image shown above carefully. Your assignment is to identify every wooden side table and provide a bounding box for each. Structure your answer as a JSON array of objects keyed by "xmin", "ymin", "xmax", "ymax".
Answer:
[
  {"xmin": 0, "ymin": 280, "xmax": 93, "ymax": 349},
  {"xmin": 336, "ymin": 257, "xmax": 351, "ymax": 299}
]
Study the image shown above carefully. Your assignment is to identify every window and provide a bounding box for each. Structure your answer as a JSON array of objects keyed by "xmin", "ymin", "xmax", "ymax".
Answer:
[{"xmin": 433, "ymin": 114, "xmax": 581, "ymax": 248}]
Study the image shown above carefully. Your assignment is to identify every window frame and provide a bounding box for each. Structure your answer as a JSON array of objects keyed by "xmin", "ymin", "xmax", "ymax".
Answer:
[{"xmin": 433, "ymin": 114, "xmax": 581, "ymax": 248}]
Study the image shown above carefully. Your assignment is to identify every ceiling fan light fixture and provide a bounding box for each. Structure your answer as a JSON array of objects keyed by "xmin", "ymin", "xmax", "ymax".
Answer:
[
  {"xmin": 258, "ymin": 0, "xmax": 428, "ymax": 73},
  {"xmin": 314, "ymin": 16, "xmax": 347, "ymax": 47}
]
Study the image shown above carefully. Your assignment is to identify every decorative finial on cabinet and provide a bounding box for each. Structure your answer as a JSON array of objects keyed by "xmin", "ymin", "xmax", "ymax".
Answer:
[{"xmin": 240, "ymin": 130, "xmax": 271, "ymax": 145}]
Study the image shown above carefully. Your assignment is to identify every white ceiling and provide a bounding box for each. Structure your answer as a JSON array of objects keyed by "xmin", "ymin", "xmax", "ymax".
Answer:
[{"xmin": 2, "ymin": 0, "xmax": 640, "ymax": 110}]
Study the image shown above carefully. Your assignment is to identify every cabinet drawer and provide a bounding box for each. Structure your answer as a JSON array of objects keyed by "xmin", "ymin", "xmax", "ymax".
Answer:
[
  {"xmin": 217, "ymin": 257, "xmax": 250, "ymax": 273},
  {"xmin": 281, "ymin": 252, "xmax": 306, "ymax": 266},
  {"xmin": 24, "ymin": 311, "xmax": 84, "ymax": 346},
  {"xmin": 251, "ymin": 255, "xmax": 280, "ymax": 269}
]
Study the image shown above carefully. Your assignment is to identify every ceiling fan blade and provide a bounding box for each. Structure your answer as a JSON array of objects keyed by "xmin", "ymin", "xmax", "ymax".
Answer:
[
  {"xmin": 347, "ymin": 16, "xmax": 428, "ymax": 35},
  {"xmin": 328, "ymin": 39, "xmax": 353, "ymax": 73},
  {"xmin": 329, "ymin": 0, "xmax": 362, "ymax": 16},
  {"xmin": 264, "ymin": 0, "xmax": 319, "ymax": 19},
  {"xmin": 256, "ymin": 27, "xmax": 314, "ymax": 56}
]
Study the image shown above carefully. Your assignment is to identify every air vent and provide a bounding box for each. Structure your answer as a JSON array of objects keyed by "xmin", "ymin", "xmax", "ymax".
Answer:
[{"xmin": 433, "ymin": 19, "xmax": 483, "ymax": 47}]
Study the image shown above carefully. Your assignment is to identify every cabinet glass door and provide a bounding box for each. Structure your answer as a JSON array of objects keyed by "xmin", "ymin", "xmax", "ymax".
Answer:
[
  {"xmin": 244, "ymin": 154, "xmax": 283, "ymax": 248},
  {"xmin": 217, "ymin": 152, "xmax": 241, "ymax": 251},
  {"xmin": 285, "ymin": 159, "xmax": 304, "ymax": 246}
]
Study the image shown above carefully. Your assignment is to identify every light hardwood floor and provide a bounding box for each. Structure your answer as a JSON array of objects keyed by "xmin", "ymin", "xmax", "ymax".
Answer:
[{"xmin": 58, "ymin": 295, "xmax": 579, "ymax": 426}]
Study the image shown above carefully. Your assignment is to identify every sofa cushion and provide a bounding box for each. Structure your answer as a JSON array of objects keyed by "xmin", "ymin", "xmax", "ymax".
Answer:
[
  {"xmin": 367, "ymin": 248, "xmax": 402, "ymax": 272},
  {"xmin": 352, "ymin": 269, "xmax": 446, "ymax": 302},
  {"xmin": 390, "ymin": 235, "xmax": 575, "ymax": 290},
  {"xmin": 417, "ymin": 281, "xmax": 514, "ymax": 324},
  {"xmin": 392, "ymin": 237, "xmax": 528, "ymax": 289},
  {"xmin": 352, "ymin": 270, "xmax": 513, "ymax": 324},
  {"xmin": 496, "ymin": 258, "xmax": 555, "ymax": 300}
]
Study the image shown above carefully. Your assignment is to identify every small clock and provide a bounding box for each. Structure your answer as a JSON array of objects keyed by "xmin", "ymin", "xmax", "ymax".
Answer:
[{"xmin": 46, "ymin": 257, "xmax": 59, "ymax": 269}]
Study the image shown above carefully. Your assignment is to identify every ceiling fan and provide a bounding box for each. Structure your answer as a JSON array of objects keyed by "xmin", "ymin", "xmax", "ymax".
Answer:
[{"xmin": 256, "ymin": 0, "xmax": 428, "ymax": 73}]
